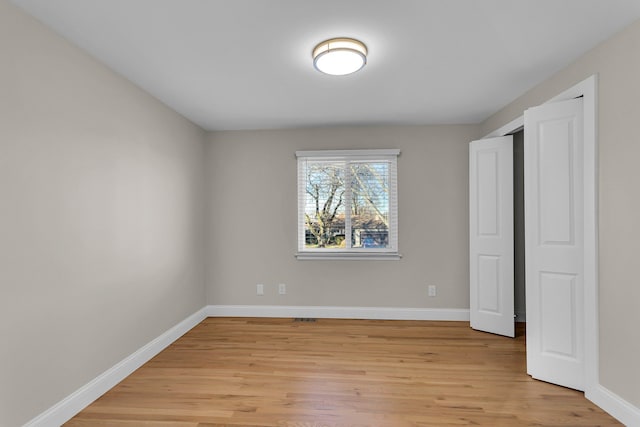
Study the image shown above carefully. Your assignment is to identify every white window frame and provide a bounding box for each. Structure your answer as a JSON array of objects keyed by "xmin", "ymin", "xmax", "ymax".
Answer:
[{"xmin": 296, "ymin": 149, "xmax": 401, "ymax": 260}]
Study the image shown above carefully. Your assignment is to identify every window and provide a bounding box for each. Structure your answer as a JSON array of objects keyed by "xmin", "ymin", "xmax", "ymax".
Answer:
[{"xmin": 296, "ymin": 149, "xmax": 400, "ymax": 260}]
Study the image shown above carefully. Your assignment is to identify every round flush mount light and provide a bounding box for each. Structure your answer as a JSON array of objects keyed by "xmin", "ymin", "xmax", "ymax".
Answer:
[{"xmin": 312, "ymin": 38, "xmax": 368, "ymax": 76}]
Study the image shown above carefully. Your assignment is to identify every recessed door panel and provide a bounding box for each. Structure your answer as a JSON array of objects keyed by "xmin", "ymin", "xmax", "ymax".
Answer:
[
  {"xmin": 478, "ymin": 255, "xmax": 500, "ymax": 313},
  {"xmin": 477, "ymin": 151, "xmax": 499, "ymax": 236},
  {"xmin": 538, "ymin": 119, "xmax": 575, "ymax": 245},
  {"xmin": 540, "ymin": 272, "xmax": 577, "ymax": 358}
]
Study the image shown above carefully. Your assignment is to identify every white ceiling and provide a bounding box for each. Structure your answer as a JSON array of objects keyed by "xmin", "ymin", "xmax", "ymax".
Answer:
[{"xmin": 12, "ymin": 0, "xmax": 640, "ymax": 131}]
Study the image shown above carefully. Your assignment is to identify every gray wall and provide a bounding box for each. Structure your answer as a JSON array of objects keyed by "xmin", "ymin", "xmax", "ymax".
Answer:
[
  {"xmin": 205, "ymin": 125, "xmax": 479, "ymax": 308},
  {"xmin": 0, "ymin": 2, "xmax": 207, "ymax": 425},
  {"xmin": 512, "ymin": 131, "xmax": 526, "ymax": 322},
  {"xmin": 482, "ymin": 18, "xmax": 640, "ymax": 409}
]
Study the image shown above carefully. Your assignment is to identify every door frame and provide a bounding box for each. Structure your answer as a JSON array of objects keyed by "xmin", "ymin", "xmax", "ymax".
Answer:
[{"xmin": 483, "ymin": 75, "xmax": 598, "ymax": 397}]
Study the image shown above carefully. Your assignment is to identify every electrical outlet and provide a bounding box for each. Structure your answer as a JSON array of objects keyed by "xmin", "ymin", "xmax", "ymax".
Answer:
[
  {"xmin": 428, "ymin": 285, "xmax": 437, "ymax": 297},
  {"xmin": 278, "ymin": 283, "xmax": 286, "ymax": 295},
  {"xmin": 257, "ymin": 283, "xmax": 264, "ymax": 296}
]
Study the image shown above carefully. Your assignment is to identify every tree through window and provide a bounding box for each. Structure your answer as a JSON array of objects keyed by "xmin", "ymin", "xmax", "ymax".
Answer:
[{"xmin": 296, "ymin": 150, "xmax": 399, "ymax": 258}]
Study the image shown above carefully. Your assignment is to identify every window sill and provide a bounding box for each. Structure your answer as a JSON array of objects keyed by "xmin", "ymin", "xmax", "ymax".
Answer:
[{"xmin": 295, "ymin": 252, "xmax": 402, "ymax": 261}]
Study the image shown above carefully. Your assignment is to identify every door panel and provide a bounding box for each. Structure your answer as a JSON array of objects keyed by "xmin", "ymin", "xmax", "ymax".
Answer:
[
  {"xmin": 477, "ymin": 150, "xmax": 499, "ymax": 235},
  {"xmin": 540, "ymin": 272, "xmax": 577, "ymax": 357},
  {"xmin": 469, "ymin": 136, "xmax": 514, "ymax": 337},
  {"xmin": 538, "ymin": 119, "xmax": 575, "ymax": 244},
  {"xmin": 525, "ymin": 98, "xmax": 584, "ymax": 391},
  {"xmin": 478, "ymin": 255, "xmax": 500, "ymax": 313}
]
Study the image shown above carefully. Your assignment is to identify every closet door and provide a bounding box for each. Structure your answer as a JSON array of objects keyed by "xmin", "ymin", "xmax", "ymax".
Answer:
[
  {"xmin": 469, "ymin": 136, "xmax": 514, "ymax": 337},
  {"xmin": 525, "ymin": 98, "xmax": 585, "ymax": 390}
]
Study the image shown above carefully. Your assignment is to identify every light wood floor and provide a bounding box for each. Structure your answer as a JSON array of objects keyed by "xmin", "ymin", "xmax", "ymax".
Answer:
[{"xmin": 66, "ymin": 318, "xmax": 620, "ymax": 426}]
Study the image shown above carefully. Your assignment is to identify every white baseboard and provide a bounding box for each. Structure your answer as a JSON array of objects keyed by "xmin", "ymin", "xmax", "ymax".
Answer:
[
  {"xmin": 26, "ymin": 304, "xmax": 637, "ymax": 427},
  {"xmin": 588, "ymin": 384, "xmax": 640, "ymax": 427},
  {"xmin": 23, "ymin": 306, "xmax": 208, "ymax": 427},
  {"xmin": 21, "ymin": 304, "xmax": 467, "ymax": 426},
  {"xmin": 206, "ymin": 304, "xmax": 470, "ymax": 321}
]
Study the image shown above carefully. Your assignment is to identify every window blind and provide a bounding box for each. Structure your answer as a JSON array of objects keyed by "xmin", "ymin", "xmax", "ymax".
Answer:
[{"xmin": 296, "ymin": 149, "xmax": 399, "ymax": 259}]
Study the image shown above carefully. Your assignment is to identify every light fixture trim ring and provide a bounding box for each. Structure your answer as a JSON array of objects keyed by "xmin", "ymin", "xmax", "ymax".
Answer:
[{"xmin": 312, "ymin": 37, "xmax": 368, "ymax": 76}]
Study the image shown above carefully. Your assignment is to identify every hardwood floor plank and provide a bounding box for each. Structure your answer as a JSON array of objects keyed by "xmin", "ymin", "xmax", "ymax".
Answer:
[{"xmin": 65, "ymin": 318, "xmax": 620, "ymax": 426}]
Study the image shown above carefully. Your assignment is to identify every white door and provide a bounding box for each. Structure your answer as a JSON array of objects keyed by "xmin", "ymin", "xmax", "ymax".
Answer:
[
  {"xmin": 469, "ymin": 136, "xmax": 514, "ymax": 337},
  {"xmin": 525, "ymin": 98, "xmax": 584, "ymax": 391}
]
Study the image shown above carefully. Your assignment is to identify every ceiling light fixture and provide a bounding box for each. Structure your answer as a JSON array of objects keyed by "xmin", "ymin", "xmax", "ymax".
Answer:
[{"xmin": 312, "ymin": 38, "xmax": 368, "ymax": 76}]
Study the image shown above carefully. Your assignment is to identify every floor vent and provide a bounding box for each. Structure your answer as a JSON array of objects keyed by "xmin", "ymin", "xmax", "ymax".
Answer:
[{"xmin": 293, "ymin": 318, "xmax": 317, "ymax": 322}]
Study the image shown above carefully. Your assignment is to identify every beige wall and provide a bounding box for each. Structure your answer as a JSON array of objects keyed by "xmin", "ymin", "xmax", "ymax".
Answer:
[
  {"xmin": 205, "ymin": 125, "xmax": 478, "ymax": 308},
  {"xmin": 482, "ymin": 19, "xmax": 640, "ymax": 408},
  {"xmin": 0, "ymin": 2, "xmax": 207, "ymax": 425}
]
